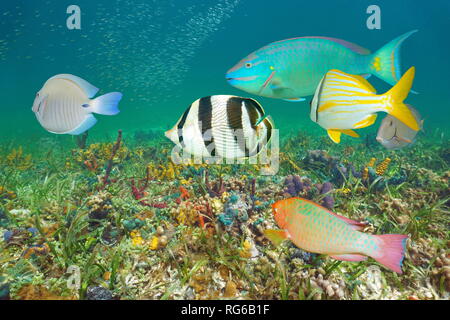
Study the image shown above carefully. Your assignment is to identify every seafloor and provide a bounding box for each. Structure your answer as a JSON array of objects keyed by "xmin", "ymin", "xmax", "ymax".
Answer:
[{"xmin": 0, "ymin": 128, "xmax": 448, "ymax": 300}]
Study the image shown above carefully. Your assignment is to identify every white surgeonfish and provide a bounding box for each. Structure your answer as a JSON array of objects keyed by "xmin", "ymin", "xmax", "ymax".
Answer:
[
  {"xmin": 32, "ymin": 74, "xmax": 123, "ymax": 135},
  {"xmin": 376, "ymin": 105, "xmax": 423, "ymax": 149}
]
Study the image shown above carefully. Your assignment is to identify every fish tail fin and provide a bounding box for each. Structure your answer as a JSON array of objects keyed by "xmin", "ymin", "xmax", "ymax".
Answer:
[
  {"xmin": 369, "ymin": 30, "xmax": 417, "ymax": 87},
  {"xmin": 370, "ymin": 234, "xmax": 408, "ymax": 274},
  {"xmin": 384, "ymin": 67, "xmax": 419, "ymax": 131},
  {"xmin": 90, "ymin": 92, "xmax": 122, "ymax": 115}
]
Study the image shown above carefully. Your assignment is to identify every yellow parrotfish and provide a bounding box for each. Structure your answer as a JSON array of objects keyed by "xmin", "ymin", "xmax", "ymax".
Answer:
[
  {"xmin": 265, "ymin": 198, "xmax": 408, "ymax": 274},
  {"xmin": 309, "ymin": 66, "xmax": 419, "ymax": 143}
]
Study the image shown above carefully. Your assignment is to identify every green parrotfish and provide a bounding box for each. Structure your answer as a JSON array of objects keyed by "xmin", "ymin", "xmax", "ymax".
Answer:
[{"xmin": 226, "ymin": 30, "xmax": 417, "ymax": 102}]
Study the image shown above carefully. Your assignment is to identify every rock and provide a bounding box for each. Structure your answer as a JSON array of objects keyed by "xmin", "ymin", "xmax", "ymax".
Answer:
[
  {"xmin": 86, "ymin": 286, "xmax": 113, "ymax": 300},
  {"xmin": 0, "ymin": 279, "xmax": 10, "ymax": 300},
  {"xmin": 224, "ymin": 280, "xmax": 237, "ymax": 298},
  {"xmin": 156, "ymin": 226, "xmax": 164, "ymax": 235}
]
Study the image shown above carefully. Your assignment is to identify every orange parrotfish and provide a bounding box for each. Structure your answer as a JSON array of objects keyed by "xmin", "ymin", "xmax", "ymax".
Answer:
[{"xmin": 265, "ymin": 197, "xmax": 408, "ymax": 274}]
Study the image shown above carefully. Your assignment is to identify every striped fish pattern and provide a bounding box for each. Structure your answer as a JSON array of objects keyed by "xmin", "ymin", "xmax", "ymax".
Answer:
[
  {"xmin": 165, "ymin": 95, "xmax": 274, "ymax": 159},
  {"xmin": 310, "ymin": 67, "xmax": 419, "ymax": 143},
  {"xmin": 32, "ymin": 74, "xmax": 122, "ymax": 135},
  {"xmin": 265, "ymin": 198, "xmax": 408, "ymax": 274}
]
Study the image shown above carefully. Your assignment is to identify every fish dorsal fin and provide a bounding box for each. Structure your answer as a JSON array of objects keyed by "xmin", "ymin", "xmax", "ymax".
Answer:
[
  {"xmin": 351, "ymin": 74, "xmax": 377, "ymax": 94},
  {"xmin": 48, "ymin": 74, "xmax": 99, "ymax": 98},
  {"xmin": 274, "ymin": 37, "xmax": 371, "ymax": 55},
  {"xmin": 292, "ymin": 197, "xmax": 368, "ymax": 231},
  {"xmin": 326, "ymin": 70, "xmax": 376, "ymax": 95},
  {"xmin": 312, "ymin": 37, "xmax": 371, "ymax": 55},
  {"xmin": 328, "ymin": 211, "xmax": 368, "ymax": 231}
]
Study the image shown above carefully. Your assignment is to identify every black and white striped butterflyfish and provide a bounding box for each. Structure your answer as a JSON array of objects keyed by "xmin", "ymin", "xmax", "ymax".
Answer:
[{"xmin": 165, "ymin": 95, "xmax": 274, "ymax": 159}]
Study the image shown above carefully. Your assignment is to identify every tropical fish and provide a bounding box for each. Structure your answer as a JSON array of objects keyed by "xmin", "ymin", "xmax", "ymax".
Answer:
[
  {"xmin": 264, "ymin": 197, "xmax": 408, "ymax": 274},
  {"xmin": 376, "ymin": 105, "xmax": 423, "ymax": 149},
  {"xmin": 165, "ymin": 95, "xmax": 274, "ymax": 159},
  {"xmin": 310, "ymin": 67, "xmax": 419, "ymax": 143},
  {"xmin": 32, "ymin": 74, "xmax": 123, "ymax": 135},
  {"xmin": 226, "ymin": 30, "xmax": 417, "ymax": 101}
]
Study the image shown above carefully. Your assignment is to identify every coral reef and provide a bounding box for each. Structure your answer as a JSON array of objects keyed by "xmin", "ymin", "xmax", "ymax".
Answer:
[
  {"xmin": 283, "ymin": 175, "xmax": 335, "ymax": 210},
  {"xmin": 0, "ymin": 129, "xmax": 448, "ymax": 301}
]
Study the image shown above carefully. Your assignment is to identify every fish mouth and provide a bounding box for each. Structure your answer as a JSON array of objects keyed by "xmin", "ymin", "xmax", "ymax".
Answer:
[
  {"xmin": 225, "ymin": 75, "xmax": 258, "ymax": 82},
  {"xmin": 386, "ymin": 128, "xmax": 398, "ymax": 142}
]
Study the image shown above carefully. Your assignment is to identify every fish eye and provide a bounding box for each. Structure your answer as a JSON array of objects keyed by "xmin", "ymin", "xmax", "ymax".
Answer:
[{"xmin": 245, "ymin": 62, "xmax": 252, "ymax": 68}]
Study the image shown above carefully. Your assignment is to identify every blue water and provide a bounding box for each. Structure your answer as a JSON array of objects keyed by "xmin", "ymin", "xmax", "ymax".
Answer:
[{"xmin": 0, "ymin": 0, "xmax": 449, "ymax": 144}]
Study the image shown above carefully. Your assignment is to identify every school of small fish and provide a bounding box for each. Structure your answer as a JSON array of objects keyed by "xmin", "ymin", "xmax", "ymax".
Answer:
[{"xmin": 29, "ymin": 28, "xmax": 424, "ymax": 274}]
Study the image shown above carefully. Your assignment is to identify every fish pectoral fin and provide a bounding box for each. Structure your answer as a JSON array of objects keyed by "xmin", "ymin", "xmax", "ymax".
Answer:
[
  {"xmin": 271, "ymin": 86, "xmax": 296, "ymax": 97},
  {"xmin": 354, "ymin": 114, "xmax": 377, "ymax": 129},
  {"xmin": 330, "ymin": 254, "xmax": 368, "ymax": 262},
  {"xmin": 264, "ymin": 229, "xmax": 289, "ymax": 246},
  {"xmin": 255, "ymin": 114, "xmax": 268, "ymax": 126},
  {"xmin": 283, "ymin": 98, "xmax": 306, "ymax": 102},
  {"xmin": 340, "ymin": 129, "xmax": 360, "ymax": 138},
  {"xmin": 66, "ymin": 114, "xmax": 98, "ymax": 135},
  {"xmin": 327, "ymin": 130, "xmax": 342, "ymax": 143},
  {"xmin": 397, "ymin": 136, "xmax": 413, "ymax": 143}
]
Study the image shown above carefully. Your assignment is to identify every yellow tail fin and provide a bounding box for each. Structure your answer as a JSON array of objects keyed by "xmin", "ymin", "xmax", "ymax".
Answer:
[{"xmin": 385, "ymin": 67, "xmax": 419, "ymax": 131}]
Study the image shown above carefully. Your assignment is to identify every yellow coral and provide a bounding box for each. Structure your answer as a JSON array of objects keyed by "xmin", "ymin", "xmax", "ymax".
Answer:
[
  {"xmin": 147, "ymin": 161, "xmax": 182, "ymax": 181},
  {"xmin": 130, "ymin": 231, "xmax": 144, "ymax": 246},
  {"xmin": 0, "ymin": 186, "xmax": 17, "ymax": 200},
  {"xmin": 367, "ymin": 157, "xmax": 376, "ymax": 167},
  {"xmin": 149, "ymin": 236, "xmax": 159, "ymax": 250},
  {"xmin": 174, "ymin": 204, "xmax": 198, "ymax": 226},
  {"xmin": 211, "ymin": 198, "xmax": 224, "ymax": 214},
  {"xmin": 337, "ymin": 188, "xmax": 351, "ymax": 195},
  {"xmin": 363, "ymin": 157, "xmax": 377, "ymax": 181},
  {"xmin": 5, "ymin": 146, "xmax": 32, "ymax": 170},
  {"xmin": 72, "ymin": 142, "xmax": 129, "ymax": 169},
  {"xmin": 376, "ymin": 158, "xmax": 391, "ymax": 176},
  {"xmin": 221, "ymin": 192, "xmax": 230, "ymax": 202},
  {"xmin": 180, "ymin": 178, "xmax": 192, "ymax": 185},
  {"xmin": 239, "ymin": 240, "xmax": 256, "ymax": 259}
]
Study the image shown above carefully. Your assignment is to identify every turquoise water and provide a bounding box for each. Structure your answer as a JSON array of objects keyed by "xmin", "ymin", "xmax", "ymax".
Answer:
[{"xmin": 0, "ymin": 0, "xmax": 449, "ymax": 145}]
